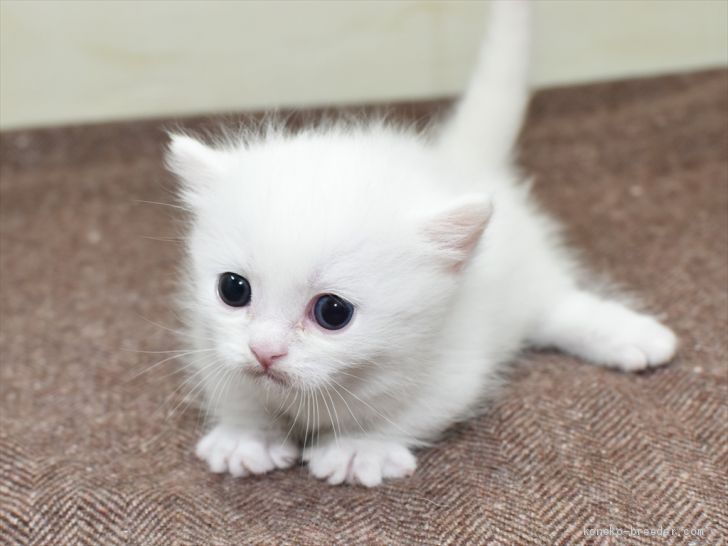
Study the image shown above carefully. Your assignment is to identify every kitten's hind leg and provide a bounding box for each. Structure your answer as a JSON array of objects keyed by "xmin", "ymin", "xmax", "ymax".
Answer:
[{"xmin": 528, "ymin": 290, "xmax": 678, "ymax": 371}]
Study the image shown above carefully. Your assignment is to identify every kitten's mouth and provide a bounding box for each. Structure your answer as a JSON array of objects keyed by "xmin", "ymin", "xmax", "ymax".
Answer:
[{"xmin": 244, "ymin": 367, "xmax": 290, "ymax": 387}]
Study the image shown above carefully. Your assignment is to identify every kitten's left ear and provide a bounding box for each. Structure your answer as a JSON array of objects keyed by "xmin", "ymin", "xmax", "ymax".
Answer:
[
  {"xmin": 421, "ymin": 195, "xmax": 492, "ymax": 272},
  {"xmin": 166, "ymin": 134, "xmax": 227, "ymax": 208}
]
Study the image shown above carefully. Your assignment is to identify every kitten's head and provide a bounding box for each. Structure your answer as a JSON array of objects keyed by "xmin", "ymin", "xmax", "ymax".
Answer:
[{"xmin": 167, "ymin": 128, "xmax": 490, "ymax": 391}]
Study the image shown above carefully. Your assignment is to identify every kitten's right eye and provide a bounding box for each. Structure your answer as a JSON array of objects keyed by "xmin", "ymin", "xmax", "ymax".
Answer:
[{"xmin": 218, "ymin": 272, "xmax": 251, "ymax": 307}]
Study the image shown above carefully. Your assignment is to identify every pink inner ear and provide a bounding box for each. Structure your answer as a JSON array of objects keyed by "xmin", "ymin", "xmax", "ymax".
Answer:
[{"xmin": 424, "ymin": 199, "xmax": 492, "ymax": 272}]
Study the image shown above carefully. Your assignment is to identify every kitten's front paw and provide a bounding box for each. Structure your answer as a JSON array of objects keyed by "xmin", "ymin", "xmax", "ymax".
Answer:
[
  {"xmin": 303, "ymin": 439, "xmax": 416, "ymax": 487},
  {"xmin": 195, "ymin": 425, "xmax": 299, "ymax": 477}
]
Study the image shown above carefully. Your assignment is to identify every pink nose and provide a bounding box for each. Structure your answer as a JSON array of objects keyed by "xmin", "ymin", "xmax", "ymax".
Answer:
[{"xmin": 249, "ymin": 343, "xmax": 288, "ymax": 370}]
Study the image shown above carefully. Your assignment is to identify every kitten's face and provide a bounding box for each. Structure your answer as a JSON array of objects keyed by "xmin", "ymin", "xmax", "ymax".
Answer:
[{"xmin": 169, "ymin": 132, "xmax": 489, "ymax": 391}]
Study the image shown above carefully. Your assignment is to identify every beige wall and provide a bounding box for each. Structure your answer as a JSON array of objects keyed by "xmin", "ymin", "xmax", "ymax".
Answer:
[{"xmin": 1, "ymin": 0, "xmax": 726, "ymax": 130}]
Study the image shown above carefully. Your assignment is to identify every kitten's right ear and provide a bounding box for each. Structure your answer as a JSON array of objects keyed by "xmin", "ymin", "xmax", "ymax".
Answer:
[{"xmin": 166, "ymin": 134, "xmax": 227, "ymax": 208}]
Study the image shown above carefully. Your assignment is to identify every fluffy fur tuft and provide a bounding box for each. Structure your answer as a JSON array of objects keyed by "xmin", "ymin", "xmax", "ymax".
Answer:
[{"xmin": 168, "ymin": 0, "xmax": 677, "ymax": 487}]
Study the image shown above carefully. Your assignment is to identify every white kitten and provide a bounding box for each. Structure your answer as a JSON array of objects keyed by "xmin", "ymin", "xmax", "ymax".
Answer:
[{"xmin": 167, "ymin": 0, "xmax": 677, "ymax": 487}]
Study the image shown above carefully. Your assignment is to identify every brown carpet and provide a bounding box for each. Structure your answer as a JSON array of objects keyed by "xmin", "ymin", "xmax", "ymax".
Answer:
[{"xmin": 1, "ymin": 70, "xmax": 726, "ymax": 545}]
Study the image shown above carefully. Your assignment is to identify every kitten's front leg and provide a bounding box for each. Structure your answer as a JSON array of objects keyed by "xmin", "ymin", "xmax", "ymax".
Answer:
[
  {"xmin": 195, "ymin": 424, "xmax": 299, "ymax": 477},
  {"xmin": 529, "ymin": 290, "xmax": 678, "ymax": 371},
  {"xmin": 303, "ymin": 437, "xmax": 416, "ymax": 487},
  {"xmin": 194, "ymin": 380, "xmax": 299, "ymax": 477}
]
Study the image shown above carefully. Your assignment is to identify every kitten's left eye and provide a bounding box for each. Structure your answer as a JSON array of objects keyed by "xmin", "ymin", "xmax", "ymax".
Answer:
[
  {"xmin": 218, "ymin": 272, "xmax": 251, "ymax": 307},
  {"xmin": 313, "ymin": 294, "xmax": 354, "ymax": 330}
]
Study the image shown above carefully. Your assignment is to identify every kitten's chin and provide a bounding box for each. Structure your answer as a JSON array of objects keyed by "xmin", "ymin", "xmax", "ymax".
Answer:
[{"xmin": 243, "ymin": 367, "xmax": 291, "ymax": 388}]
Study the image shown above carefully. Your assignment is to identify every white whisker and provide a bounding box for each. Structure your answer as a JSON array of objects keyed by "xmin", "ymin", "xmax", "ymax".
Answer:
[{"xmin": 326, "ymin": 379, "xmax": 366, "ymax": 435}]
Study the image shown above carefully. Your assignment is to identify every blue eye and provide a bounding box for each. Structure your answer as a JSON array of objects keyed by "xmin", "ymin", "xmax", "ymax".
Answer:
[
  {"xmin": 218, "ymin": 273, "xmax": 251, "ymax": 307},
  {"xmin": 313, "ymin": 294, "xmax": 354, "ymax": 330}
]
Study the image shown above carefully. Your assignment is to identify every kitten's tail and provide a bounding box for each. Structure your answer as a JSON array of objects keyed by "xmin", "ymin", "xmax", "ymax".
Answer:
[{"xmin": 436, "ymin": 0, "xmax": 531, "ymax": 169}]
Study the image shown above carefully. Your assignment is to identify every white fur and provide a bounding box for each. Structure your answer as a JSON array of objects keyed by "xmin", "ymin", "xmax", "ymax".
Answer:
[{"xmin": 168, "ymin": 0, "xmax": 677, "ymax": 487}]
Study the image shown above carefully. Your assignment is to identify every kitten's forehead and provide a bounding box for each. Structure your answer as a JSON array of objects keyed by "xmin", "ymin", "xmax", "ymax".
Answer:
[
  {"xmin": 242, "ymin": 134, "xmax": 428, "ymax": 207},
  {"xmin": 195, "ymin": 133, "xmax": 433, "ymax": 292},
  {"xmin": 214, "ymin": 134, "xmax": 431, "ymax": 244}
]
